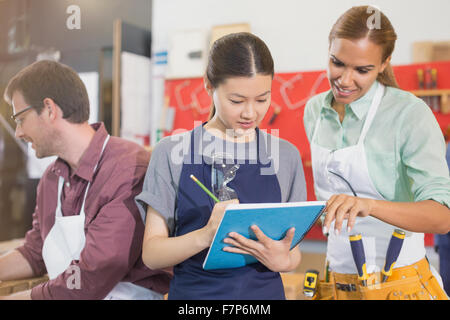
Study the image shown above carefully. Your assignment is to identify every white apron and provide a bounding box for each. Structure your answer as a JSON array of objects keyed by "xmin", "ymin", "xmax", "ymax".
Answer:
[
  {"xmin": 42, "ymin": 135, "xmax": 163, "ymax": 300},
  {"xmin": 310, "ymin": 83, "xmax": 430, "ymax": 275}
]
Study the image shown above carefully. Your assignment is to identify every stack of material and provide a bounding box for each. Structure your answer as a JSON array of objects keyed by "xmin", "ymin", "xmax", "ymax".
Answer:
[{"xmin": 0, "ymin": 276, "xmax": 48, "ymax": 296}]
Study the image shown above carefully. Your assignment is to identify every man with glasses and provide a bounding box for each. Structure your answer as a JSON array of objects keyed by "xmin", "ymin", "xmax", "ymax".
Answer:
[{"xmin": 0, "ymin": 60, "xmax": 171, "ymax": 300}]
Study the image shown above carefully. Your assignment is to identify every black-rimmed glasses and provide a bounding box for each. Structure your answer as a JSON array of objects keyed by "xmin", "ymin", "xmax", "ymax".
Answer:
[{"xmin": 11, "ymin": 105, "xmax": 35, "ymax": 125}]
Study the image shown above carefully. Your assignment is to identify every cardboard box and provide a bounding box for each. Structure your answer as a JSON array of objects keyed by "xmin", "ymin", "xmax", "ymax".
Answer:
[
  {"xmin": 413, "ymin": 41, "xmax": 450, "ymax": 63},
  {"xmin": 210, "ymin": 23, "xmax": 251, "ymax": 47},
  {"xmin": 281, "ymin": 272, "xmax": 305, "ymax": 300},
  {"xmin": 294, "ymin": 251, "xmax": 326, "ymax": 274}
]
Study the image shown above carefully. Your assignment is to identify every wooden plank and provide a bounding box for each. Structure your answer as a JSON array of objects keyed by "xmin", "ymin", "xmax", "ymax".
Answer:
[
  {"xmin": 0, "ymin": 276, "xmax": 48, "ymax": 296},
  {"xmin": 0, "ymin": 239, "xmax": 24, "ymax": 255},
  {"xmin": 112, "ymin": 19, "xmax": 122, "ymax": 137},
  {"xmin": 410, "ymin": 89, "xmax": 450, "ymax": 96}
]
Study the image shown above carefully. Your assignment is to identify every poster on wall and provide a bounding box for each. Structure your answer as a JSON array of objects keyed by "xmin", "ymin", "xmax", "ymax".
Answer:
[
  {"xmin": 121, "ymin": 51, "xmax": 151, "ymax": 146},
  {"xmin": 79, "ymin": 71, "xmax": 99, "ymax": 125},
  {"xmin": 166, "ymin": 29, "xmax": 209, "ymax": 79},
  {"xmin": 210, "ymin": 23, "xmax": 250, "ymax": 47}
]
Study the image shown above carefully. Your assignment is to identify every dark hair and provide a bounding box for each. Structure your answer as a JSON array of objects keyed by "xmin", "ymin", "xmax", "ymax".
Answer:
[
  {"xmin": 329, "ymin": 5, "xmax": 399, "ymax": 88},
  {"xmin": 206, "ymin": 32, "xmax": 274, "ymax": 119},
  {"xmin": 4, "ymin": 60, "xmax": 90, "ymax": 123}
]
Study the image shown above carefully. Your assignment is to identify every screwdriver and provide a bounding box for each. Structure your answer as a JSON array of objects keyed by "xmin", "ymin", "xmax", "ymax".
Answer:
[
  {"xmin": 268, "ymin": 106, "xmax": 281, "ymax": 124},
  {"xmin": 431, "ymin": 69, "xmax": 439, "ymax": 112},
  {"xmin": 417, "ymin": 69, "xmax": 429, "ymax": 107},
  {"xmin": 381, "ymin": 229, "xmax": 406, "ymax": 283},
  {"xmin": 349, "ymin": 233, "xmax": 369, "ymax": 286}
]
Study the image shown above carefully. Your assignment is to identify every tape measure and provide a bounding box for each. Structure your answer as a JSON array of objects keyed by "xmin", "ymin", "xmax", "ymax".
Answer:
[{"xmin": 303, "ymin": 269, "xmax": 319, "ymax": 298}]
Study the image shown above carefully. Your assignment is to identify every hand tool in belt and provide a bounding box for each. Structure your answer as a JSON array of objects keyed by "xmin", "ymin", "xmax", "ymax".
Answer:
[
  {"xmin": 349, "ymin": 233, "xmax": 369, "ymax": 286},
  {"xmin": 381, "ymin": 229, "xmax": 406, "ymax": 283}
]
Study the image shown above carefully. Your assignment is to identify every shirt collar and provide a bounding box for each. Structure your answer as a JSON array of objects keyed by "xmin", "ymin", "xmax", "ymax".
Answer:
[
  {"xmin": 53, "ymin": 122, "xmax": 109, "ymax": 182},
  {"xmin": 348, "ymin": 81, "xmax": 379, "ymax": 120},
  {"xmin": 321, "ymin": 81, "xmax": 379, "ymax": 120}
]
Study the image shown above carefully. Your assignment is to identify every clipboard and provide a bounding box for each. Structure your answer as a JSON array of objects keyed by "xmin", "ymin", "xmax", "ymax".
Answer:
[{"xmin": 203, "ymin": 201, "xmax": 326, "ymax": 270}]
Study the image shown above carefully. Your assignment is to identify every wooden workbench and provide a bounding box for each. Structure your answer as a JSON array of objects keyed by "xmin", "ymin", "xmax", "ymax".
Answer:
[{"xmin": 0, "ymin": 238, "xmax": 48, "ymax": 296}]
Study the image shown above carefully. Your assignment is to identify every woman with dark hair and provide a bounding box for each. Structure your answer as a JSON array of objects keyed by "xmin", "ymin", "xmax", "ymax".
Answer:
[
  {"xmin": 136, "ymin": 32, "xmax": 308, "ymax": 299},
  {"xmin": 304, "ymin": 6, "xmax": 449, "ymax": 300}
]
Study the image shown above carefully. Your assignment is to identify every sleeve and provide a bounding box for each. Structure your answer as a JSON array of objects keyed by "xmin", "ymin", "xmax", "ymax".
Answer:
[
  {"xmin": 30, "ymin": 166, "xmax": 151, "ymax": 300},
  {"xmin": 399, "ymin": 101, "xmax": 450, "ymax": 208},
  {"xmin": 303, "ymin": 97, "xmax": 319, "ymax": 143},
  {"xmin": 15, "ymin": 175, "xmax": 48, "ymax": 277},
  {"xmin": 446, "ymin": 143, "xmax": 450, "ymax": 168},
  {"xmin": 284, "ymin": 141, "xmax": 307, "ymax": 203},
  {"xmin": 135, "ymin": 139, "xmax": 178, "ymax": 235}
]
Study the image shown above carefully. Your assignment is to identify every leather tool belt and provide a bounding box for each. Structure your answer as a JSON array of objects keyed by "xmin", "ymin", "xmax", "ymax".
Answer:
[{"xmin": 314, "ymin": 258, "xmax": 448, "ymax": 300}]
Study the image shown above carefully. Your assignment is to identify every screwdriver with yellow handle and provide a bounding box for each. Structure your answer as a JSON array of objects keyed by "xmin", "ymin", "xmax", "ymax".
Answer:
[
  {"xmin": 381, "ymin": 229, "xmax": 406, "ymax": 283},
  {"xmin": 349, "ymin": 233, "xmax": 369, "ymax": 286}
]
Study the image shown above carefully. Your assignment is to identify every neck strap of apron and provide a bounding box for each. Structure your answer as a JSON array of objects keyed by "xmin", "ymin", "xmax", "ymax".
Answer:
[
  {"xmin": 56, "ymin": 135, "xmax": 111, "ymax": 217},
  {"xmin": 357, "ymin": 83, "xmax": 385, "ymax": 145},
  {"xmin": 311, "ymin": 83, "xmax": 385, "ymax": 145},
  {"xmin": 191, "ymin": 123, "xmax": 269, "ymax": 164}
]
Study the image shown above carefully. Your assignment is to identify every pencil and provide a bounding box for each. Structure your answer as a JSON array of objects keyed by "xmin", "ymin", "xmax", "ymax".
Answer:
[{"xmin": 190, "ymin": 174, "xmax": 220, "ymax": 203}]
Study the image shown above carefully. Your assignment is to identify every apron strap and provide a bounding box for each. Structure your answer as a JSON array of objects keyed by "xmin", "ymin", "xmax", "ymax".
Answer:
[
  {"xmin": 193, "ymin": 123, "xmax": 266, "ymax": 164},
  {"xmin": 56, "ymin": 134, "xmax": 111, "ymax": 218},
  {"xmin": 55, "ymin": 176, "xmax": 65, "ymax": 217},
  {"xmin": 311, "ymin": 83, "xmax": 385, "ymax": 147},
  {"xmin": 79, "ymin": 135, "xmax": 111, "ymax": 215},
  {"xmin": 311, "ymin": 110, "xmax": 323, "ymax": 145},
  {"xmin": 357, "ymin": 83, "xmax": 385, "ymax": 145}
]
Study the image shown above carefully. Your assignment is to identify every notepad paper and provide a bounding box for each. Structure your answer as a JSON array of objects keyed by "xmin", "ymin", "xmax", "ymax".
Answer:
[{"xmin": 203, "ymin": 201, "xmax": 326, "ymax": 270}]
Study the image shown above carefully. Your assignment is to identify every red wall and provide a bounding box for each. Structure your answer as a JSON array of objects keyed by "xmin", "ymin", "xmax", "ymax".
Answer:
[{"xmin": 164, "ymin": 61, "xmax": 450, "ymax": 244}]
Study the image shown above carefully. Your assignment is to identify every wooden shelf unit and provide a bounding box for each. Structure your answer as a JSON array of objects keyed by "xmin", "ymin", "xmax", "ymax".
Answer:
[{"xmin": 410, "ymin": 89, "xmax": 450, "ymax": 114}]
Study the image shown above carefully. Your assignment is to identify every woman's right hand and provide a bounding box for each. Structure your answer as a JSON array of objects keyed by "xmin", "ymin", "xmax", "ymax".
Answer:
[{"xmin": 202, "ymin": 199, "xmax": 239, "ymax": 245}]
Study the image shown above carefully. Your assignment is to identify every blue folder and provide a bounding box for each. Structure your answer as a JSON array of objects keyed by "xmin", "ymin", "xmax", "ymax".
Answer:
[{"xmin": 203, "ymin": 201, "xmax": 326, "ymax": 270}]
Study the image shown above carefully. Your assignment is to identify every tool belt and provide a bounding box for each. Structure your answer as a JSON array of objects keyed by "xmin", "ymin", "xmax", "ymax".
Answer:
[{"xmin": 314, "ymin": 258, "xmax": 448, "ymax": 300}]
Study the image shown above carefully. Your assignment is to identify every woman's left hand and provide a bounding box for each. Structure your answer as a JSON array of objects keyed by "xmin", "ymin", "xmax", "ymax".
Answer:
[
  {"xmin": 323, "ymin": 194, "xmax": 376, "ymax": 235},
  {"xmin": 223, "ymin": 225, "xmax": 298, "ymax": 272}
]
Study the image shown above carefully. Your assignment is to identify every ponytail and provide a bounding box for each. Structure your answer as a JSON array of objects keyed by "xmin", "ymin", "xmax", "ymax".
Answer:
[
  {"xmin": 377, "ymin": 63, "xmax": 399, "ymax": 88},
  {"xmin": 208, "ymin": 103, "xmax": 216, "ymax": 120}
]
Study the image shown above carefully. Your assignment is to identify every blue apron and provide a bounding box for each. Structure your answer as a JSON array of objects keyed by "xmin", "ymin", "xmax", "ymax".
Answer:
[{"xmin": 168, "ymin": 124, "xmax": 285, "ymax": 300}]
